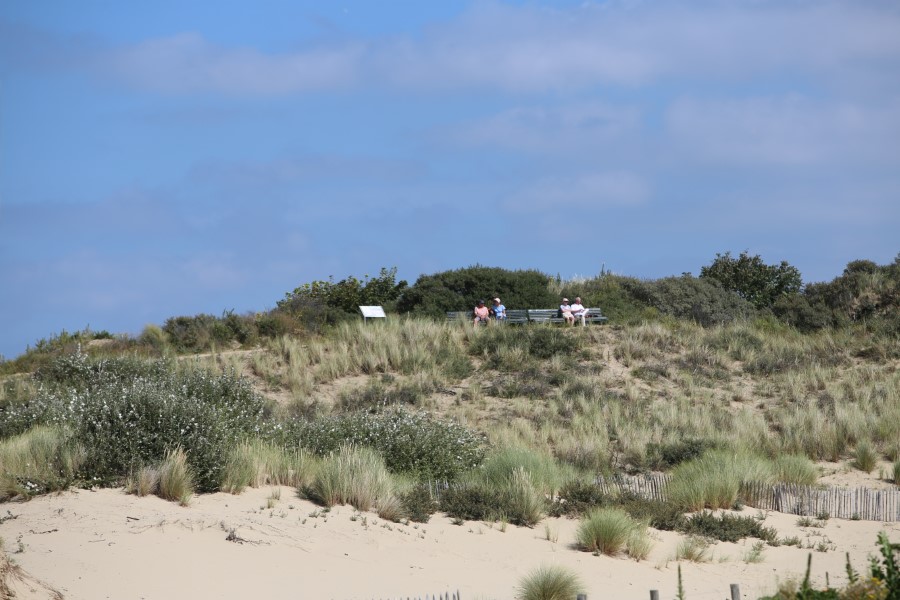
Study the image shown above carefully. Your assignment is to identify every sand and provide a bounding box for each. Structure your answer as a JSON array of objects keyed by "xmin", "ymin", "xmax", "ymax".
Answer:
[{"xmin": 1, "ymin": 485, "xmax": 898, "ymax": 600}]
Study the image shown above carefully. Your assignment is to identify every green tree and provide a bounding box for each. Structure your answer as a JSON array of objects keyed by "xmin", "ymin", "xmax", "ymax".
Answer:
[
  {"xmin": 700, "ymin": 251, "xmax": 802, "ymax": 310},
  {"xmin": 396, "ymin": 265, "xmax": 557, "ymax": 316}
]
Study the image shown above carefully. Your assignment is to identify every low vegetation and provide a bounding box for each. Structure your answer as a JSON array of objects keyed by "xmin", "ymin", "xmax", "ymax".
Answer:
[{"xmin": 1, "ymin": 254, "xmax": 898, "ymax": 595}]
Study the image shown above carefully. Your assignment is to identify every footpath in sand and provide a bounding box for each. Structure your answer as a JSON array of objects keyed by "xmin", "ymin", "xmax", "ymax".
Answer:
[{"xmin": 1, "ymin": 485, "xmax": 898, "ymax": 600}]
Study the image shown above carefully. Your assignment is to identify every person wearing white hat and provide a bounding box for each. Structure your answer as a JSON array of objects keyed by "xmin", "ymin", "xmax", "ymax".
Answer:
[
  {"xmin": 492, "ymin": 297, "xmax": 507, "ymax": 321},
  {"xmin": 559, "ymin": 297, "xmax": 575, "ymax": 325}
]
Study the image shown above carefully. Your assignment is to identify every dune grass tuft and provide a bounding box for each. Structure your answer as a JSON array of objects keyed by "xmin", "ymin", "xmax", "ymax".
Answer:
[
  {"xmin": 0, "ymin": 425, "xmax": 84, "ymax": 501},
  {"xmin": 576, "ymin": 507, "xmax": 651, "ymax": 558},
  {"xmin": 157, "ymin": 448, "xmax": 194, "ymax": 506},
  {"xmin": 303, "ymin": 445, "xmax": 395, "ymax": 512},
  {"xmin": 517, "ymin": 564, "xmax": 583, "ymax": 600}
]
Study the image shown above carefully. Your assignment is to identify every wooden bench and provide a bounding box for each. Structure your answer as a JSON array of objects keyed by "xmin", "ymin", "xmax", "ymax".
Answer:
[
  {"xmin": 446, "ymin": 308, "xmax": 606, "ymax": 325},
  {"xmin": 527, "ymin": 308, "xmax": 608, "ymax": 325},
  {"xmin": 445, "ymin": 309, "xmax": 528, "ymax": 324}
]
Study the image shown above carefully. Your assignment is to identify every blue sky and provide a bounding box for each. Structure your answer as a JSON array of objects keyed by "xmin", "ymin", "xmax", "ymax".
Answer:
[{"xmin": 1, "ymin": 0, "xmax": 898, "ymax": 359}]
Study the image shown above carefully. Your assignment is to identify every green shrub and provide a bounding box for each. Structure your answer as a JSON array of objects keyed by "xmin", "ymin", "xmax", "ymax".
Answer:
[
  {"xmin": 282, "ymin": 408, "xmax": 485, "ymax": 481},
  {"xmin": 399, "ymin": 483, "xmax": 437, "ymax": 523},
  {"xmin": 618, "ymin": 494, "xmax": 687, "ymax": 531},
  {"xmin": 700, "ymin": 251, "xmax": 802, "ymax": 310},
  {"xmin": 280, "ymin": 267, "xmax": 407, "ymax": 315},
  {"xmin": 647, "ymin": 439, "xmax": 716, "ymax": 470},
  {"xmin": 682, "ymin": 511, "xmax": 777, "ymax": 543},
  {"xmin": 439, "ymin": 484, "xmax": 502, "ymax": 522},
  {"xmin": 5, "ymin": 353, "xmax": 269, "ymax": 492},
  {"xmin": 397, "ymin": 265, "xmax": 557, "ymax": 317},
  {"xmin": 517, "ymin": 564, "xmax": 583, "ymax": 600},
  {"xmin": 624, "ymin": 276, "xmax": 755, "ymax": 326},
  {"xmin": 549, "ymin": 480, "xmax": 613, "ymax": 517}
]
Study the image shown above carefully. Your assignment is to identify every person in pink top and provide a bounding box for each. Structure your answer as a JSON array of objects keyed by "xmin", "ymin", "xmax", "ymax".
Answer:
[{"xmin": 473, "ymin": 299, "xmax": 490, "ymax": 326}]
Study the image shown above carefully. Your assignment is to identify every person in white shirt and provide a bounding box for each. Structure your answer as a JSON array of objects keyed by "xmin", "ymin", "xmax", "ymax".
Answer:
[
  {"xmin": 570, "ymin": 297, "xmax": 589, "ymax": 326},
  {"xmin": 559, "ymin": 298, "xmax": 576, "ymax": 325}
]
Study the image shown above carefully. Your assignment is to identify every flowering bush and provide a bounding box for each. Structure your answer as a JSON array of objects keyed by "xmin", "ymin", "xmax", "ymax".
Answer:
[
  {"xmin": 1, "ymin": 351, "xmax": 268, "ymax": 492},
  {"xmin": 280, "ymin": 408, "xmax": 486, "ymax": 481}
]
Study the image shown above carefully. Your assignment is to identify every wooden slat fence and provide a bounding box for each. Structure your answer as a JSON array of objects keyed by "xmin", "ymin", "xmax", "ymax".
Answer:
[
  {"xmin": 428, "ymin": 475, "xmax": 899, "ymax": 521},
  {"xmin": 370, "ymin": 593, "xmax": 459, "ymax": 600},
  {"xmin": 598, "ymin": 474, "xmax": 900, "ymax": 521}
]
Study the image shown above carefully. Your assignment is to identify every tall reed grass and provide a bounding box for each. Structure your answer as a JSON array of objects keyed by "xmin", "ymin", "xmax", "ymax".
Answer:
[{"xmin": 0, "ymin": 426, "xmax": 84, "ymax": 501}]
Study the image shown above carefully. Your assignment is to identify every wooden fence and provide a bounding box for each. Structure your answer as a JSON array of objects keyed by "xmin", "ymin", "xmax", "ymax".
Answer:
[
  {"xmin": 593, "ymin": 474, "xmax": 900, "ymax": 521},
  {"xmin": 371, "ymin": 593, "xmax": 459, "ymax": 600}
]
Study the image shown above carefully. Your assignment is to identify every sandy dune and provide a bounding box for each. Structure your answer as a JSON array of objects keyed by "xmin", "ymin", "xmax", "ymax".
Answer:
[{"xmin": 1, "ymin": 486, "xmax": 898, "ymax": 600}]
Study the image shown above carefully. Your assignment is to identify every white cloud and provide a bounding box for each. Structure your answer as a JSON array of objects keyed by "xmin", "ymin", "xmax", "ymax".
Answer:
[
  {"xmin": 665, "ymin": 94, "xmax": 900, "ymax": 167},
  {"xmin": 508, "ymin": 171, "xmax": 649, "ymax": 211},
  {"xmin": 101, "ymin": 33, "xmax": 364, "ymax": 95},
  {"xmin": 10, "ymin": 2, "xmax": 899, "ymax": 96},
  {"xmin": 450, "ymin": 101, "xmax": 641, "ymax": 154}
]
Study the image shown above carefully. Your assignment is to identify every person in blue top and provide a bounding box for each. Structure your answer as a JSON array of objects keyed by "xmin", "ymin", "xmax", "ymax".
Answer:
[{"xmin": 491, "ymin": 298, "xmax": 507, "ymax": 321}]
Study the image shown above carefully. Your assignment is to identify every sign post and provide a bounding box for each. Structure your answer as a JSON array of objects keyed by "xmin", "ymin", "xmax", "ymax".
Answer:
[{"xmin": 359, "ymin": 306, "xmax": 386, "ymax": 324}]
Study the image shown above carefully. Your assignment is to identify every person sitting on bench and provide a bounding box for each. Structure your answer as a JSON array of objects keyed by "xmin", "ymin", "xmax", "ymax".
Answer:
[
  {"xmin": 473, "ymin": 299, "xmax": 490, "ymax": 326},
  {"xmin": 559, "ymin": 298, "xmax": 576, "ymax": 325},
  {"xmin": 570, "ymin": 297, "xmax": 589, "ymax": 326},
  {"xmin": 491, "ymin": 297, "xmax": 507, "ymax": 321}
]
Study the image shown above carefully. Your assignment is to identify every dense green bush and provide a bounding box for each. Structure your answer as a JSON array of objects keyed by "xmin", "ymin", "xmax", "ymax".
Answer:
[
  {"xmin": 549, "ymin": 480, "xmax": 614, "ymax": 517},
  {"xmin": 700, "ymin": 251, "xmax": 802, "ymax": 310},
  {"xmin": 162, "ymin": 311, "xmax": 258, "ymax": 353},
  {"xmin": 647, "ymin": 439, "xmax": 718, "ymax": 470},
  {"xmin": 279, "ymin": 267, "xmax": 407, "ymax": 316},
  {"xmin": 399, "ymin": 483, "xmax": 437, "ymax": 523},
  {"xmin": 624, "ymin": 276, "xmax": 755, "ymax": 326},
  {"xmin": 439, "ymin": 484, "xmax": 503, "ymax": 522},
  {"xmin": 397, "ymin": 265, "xmax": 558, "ymax": 317},
  {"xmin": 1, "ymin": 352, "xmax": 269, "ymax": 492},
  {"xmin": 804, "ymin": 256, "xmax": 900, "ymax": 329},
  {"xmin": 683, "ymin": 511, "xmax": 777, "ymax": 543},
  {"xmin": 281, "ymin": 408, "xmax": 486, "ymax": 481}
]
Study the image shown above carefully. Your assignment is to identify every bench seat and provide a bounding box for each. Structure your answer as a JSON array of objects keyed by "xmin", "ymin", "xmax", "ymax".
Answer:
[{"xmin": 446, "ymin": 308, "xmax": 606, "ymax": 325}]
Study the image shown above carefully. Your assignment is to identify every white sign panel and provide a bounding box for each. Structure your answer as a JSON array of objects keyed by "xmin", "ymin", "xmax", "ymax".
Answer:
[{"xmin": 359, "ymin": 306, "xmax": 386, "ymax": 319}]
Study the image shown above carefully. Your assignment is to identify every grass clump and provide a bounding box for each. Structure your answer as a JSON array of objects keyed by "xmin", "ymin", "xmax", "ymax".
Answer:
[
  {"xmin": 517, "ymin": 564, "xmax": 584, "ymax": 600},
  {"xmin": 675, "ymin": 535, "xmax": 711, "ymax": 562},
  {"xmin": 576, "ymin": 507, "xmax": 652, "ymax": 559},
  {"xmin": 0, "ymin": 425, "xmax": 85, "ymax": 501},
  {"xmin": 853, "ymin": 440, "xmax": 878, "ymax": 473},
  {"xmin": 157, "ymin": 448, "xmax": 194, "ymax": 506},
  {"xmin": 125, "ymin": 466, "xmax": 160, "ymax": 497},
  {"xmin": 220, "ymin": 439, "xmax": 317, "ymax": 494},
  {"xmin": 303, "ymin": 445, "xmax": 396, "ymax": 513},
  {"xmin": 667, "ymin": 450, "xmax": 776, "ymax": 511},
  {"xmin": 773, "ymin": 454, "xmax": 820, "ymax": 486}
]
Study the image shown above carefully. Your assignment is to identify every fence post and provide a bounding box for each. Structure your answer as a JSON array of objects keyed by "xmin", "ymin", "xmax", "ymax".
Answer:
[{"xmin": 730, "ymin": 583, "xmax": 741, "ymax": 600}]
